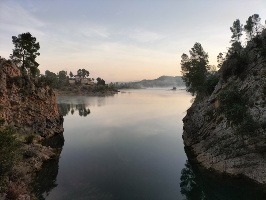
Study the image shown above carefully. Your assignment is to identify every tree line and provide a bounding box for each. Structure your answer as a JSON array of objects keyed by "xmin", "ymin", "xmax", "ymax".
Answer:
[{"xmin": 8, "ymin": 32, "xmax": 106, "ymax": 89}]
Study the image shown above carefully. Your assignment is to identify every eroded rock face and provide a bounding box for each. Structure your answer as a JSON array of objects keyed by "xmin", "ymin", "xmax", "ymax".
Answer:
[
  {"xmin": 183, "ymin": 44, "xmax": 266, "ymax": 185},
  {"xmin": 0, "ymin": 58, "xmax": 63, "ymax": 137}
]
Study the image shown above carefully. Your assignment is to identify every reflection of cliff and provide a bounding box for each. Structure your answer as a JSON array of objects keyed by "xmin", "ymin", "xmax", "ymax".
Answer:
[
  {"xmin": 57, "ymin": 103, "xmax": 91, "ymax": 117},
  {"xmin": 33, "ymin": 133, "xmax": 64, "ymax": 200},
  {"xmin": 180, "ymin": 160, "xmax": 266, "ymax": 200},
  {"xmin": 180, "ymin": 161, "xmax": 206, "ymax": 200}
]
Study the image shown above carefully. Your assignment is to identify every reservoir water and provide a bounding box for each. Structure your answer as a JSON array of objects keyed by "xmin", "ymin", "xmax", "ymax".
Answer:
[{"xmin": 39, "ymin": 88, "xmax": 193, "ymax": 199}]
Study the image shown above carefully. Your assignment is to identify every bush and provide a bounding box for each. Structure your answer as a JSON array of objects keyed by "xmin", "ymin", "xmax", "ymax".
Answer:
[
  {"xmin": 218, "ymin": 87, "xmax": 247, "ymax": 125},
  {"xmin": 0, "ymin": 127, "xmax": 22, "ymax": 186},
  {"xmin": 204, "ymin": 73, "xmax": 219, "ymax": 95}
]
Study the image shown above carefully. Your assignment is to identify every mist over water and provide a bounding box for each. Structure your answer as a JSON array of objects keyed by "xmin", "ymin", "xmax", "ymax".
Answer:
[{"xmin": 44, "ymin": 88, "xmax": 192, "ymax": 200}]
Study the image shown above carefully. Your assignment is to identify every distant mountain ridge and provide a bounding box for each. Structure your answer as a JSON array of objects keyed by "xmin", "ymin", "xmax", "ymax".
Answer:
[{"xmin": 126, "ymin": 76, "xmax": 185, "ymax": 88}]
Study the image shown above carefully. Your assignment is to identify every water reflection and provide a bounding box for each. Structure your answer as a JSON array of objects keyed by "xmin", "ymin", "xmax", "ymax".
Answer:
[
  {"xmin": 33, "ymin": 133, "xmax": 65, "ymax": 199},
  {"xmin": 57, "ymin": 103, "xmax": 90, "ymax": 117},
  {"xmin": 33, "ymin": 158, "xmax": 60, "ymax": 200},
  {"xmin": 180, "ymin": 160, "xmax": 266, "ymax": 200},
  {"xmin": 47, "ymin": 89, "xmax": 192, "ymax": 200},
  {"xmin": 180, "ymin": 161, "xmax": 206, "ymax": 200}
]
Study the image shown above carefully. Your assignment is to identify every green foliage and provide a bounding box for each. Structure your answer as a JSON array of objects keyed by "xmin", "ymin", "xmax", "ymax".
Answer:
[
  {"xmin": 45, "ymin": 70, "xmax": 58, "ymax": 88},
  {"xmin": 181, "ymin": 43, "xmax": 210, "ymax": 96},
  {"xmin": 220, "ymin": 43, "xmax": 247, "ymax": 80},
  {"xmin": 58, "ymin": 70, "xmax": 68, "ymax": 87},
  {"xmin": 244, "ymin": 14, "xmax": 263, "ymax": 40},
  {"xmin": 58, "ymin": 70, "xmax": 67, "ymax": 81},
  {"xmin": 230, "ymin": 19, "xmax": 243, "ymax": 43},
  {"xmin": 77, "ymin": 69, "xmax": 90, "ymax": 78},
  {"xmin": 204, "ymin": 73, "xmax": 219, "ymax": 95},
  {"xmin": 218, "ymin": 87, "xmax": 247, "ymax": 125},
  {"xmin": 217, "ymin": 52, "xmax": 225, "ymax": 68},
  {"xmin": 96, "ymin": 77, "xmax": 105, "ymax": 86},
  {"xmin": 69, "ymin": 71, "xmax": 74, "ymax": 78},
  {"xmin": 0, "ymin": 127, "xmax": 22, "ymax": 185},
  {"xmin": 10, "ymin": 32, "xmax": 40, "ymax": 76}
]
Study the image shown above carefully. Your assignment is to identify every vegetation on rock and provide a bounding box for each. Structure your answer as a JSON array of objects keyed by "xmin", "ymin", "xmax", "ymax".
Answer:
[{"xmin": 182, "ymin": 14, "xmax": 266, "ymax": 189}]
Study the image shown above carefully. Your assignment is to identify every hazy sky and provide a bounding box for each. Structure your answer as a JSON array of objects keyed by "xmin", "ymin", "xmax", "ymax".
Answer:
[{"xmin": 0, "ymin": 0, "xmax": 265, "ymax": 82}]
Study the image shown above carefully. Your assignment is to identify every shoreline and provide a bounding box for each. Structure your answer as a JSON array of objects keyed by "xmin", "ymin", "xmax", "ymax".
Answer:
[{"xmin": 54, "ymin": 88, "xmax": 119, "ymax": 97}]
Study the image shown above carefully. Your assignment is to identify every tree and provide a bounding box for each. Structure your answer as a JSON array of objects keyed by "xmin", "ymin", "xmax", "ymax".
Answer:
[
  {"xmin": 58, "ymin": 70, "xmax": 67, "ymax": 81},
  {"xmin": 77, "ymin": 69, "xmax": 89, "ymax": 78},
  {"xmin": 69, "ymin": 71, "xmax": 74, "ymax": 78},
  {"xmin": 217, "ymin": 52, "xmax": 225, "ymax": 68},
  {"xmin": 10, "ymin": 32, "xmax": 40, "ymax": 76},
  {"xmin": 58, "ymin": 70, "xmax": 68, "ymax": 87},
  {"xmin": 96, "ymin": 77, "xmax": 105, "ymax": 85},
  {"xmin": 45, "ymin": 70, "xmax": 58, "ymax": 88},
  {"xmin": 181, "ymin": 42, "xmax": 209, "ymax": 96},
  {"xmin": 244, "ymin": 14, "xmax": 263, "ymax": 40},
  {"xmin": 230, "ymin": 19, "xmax": 243, "ymax": 43}
]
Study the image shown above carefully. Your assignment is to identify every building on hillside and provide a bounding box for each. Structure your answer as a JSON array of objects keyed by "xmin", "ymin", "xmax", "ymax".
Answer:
[
  {"xmin": 69, "ymin": 79, "xmax": 75, "ymax": 85},
  {"xmin": 70, "ymin": 75, "xmax": 94, "ymax": 85}
]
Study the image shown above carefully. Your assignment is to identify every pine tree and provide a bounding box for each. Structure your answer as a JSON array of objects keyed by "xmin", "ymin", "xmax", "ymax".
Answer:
[
  {"xmin": 10, "ymin": 32, "xmax": 40, "ymax": 76},
  {"xmin": 181, "ymin": 43, "xmax": 209, "ymax": 96},
  {"xmin": 230, "ymin": 19, "xmax": 243, "ymax": 43}
]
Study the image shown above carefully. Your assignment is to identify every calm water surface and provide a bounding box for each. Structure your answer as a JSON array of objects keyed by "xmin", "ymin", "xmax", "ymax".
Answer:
[{"xmin": 44, "ymin": 88, "xmax": 192, "ymax": 200}]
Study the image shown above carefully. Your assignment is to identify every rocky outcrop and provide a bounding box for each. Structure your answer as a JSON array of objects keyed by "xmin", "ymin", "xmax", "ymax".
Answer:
[
  {"xmin": 0, "ymin": 58, "xmax": 64, "ymax": 199},
  {"xmin": 183, "ymin": 33, "xmax": 266, "ymax": 187},
  {"xmin": 0, "ymin": 58, "xmax": 63, "ymax": 137}
]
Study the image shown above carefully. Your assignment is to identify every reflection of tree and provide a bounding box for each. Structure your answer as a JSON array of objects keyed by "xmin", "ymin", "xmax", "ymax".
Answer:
[
  {"xmin": 57, "ymin": 103, "xmax": 91, "ymax": 117},
  {"xmin": 180, "ymin": 161, "xmax": 206, "ymax": 200},
  {"xmin": 57, "ymin": 103, "xmax": 71, "ymax": 116},
  {"xmin": 76, "ymin": 104, "xmax": 91, "ymax": 116}
]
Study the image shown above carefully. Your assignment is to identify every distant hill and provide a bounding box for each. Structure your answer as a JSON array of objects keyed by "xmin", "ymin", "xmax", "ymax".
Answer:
[{"xmin": 117, "ymin": 76, "xmax": 185, "ymax": 89}]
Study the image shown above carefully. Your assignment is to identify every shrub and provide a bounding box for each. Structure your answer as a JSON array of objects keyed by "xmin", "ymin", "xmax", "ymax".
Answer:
[
  {"xmin": 218, "ymin": 87, "xmax": 247, "ymax": 125},
  {"xmin": 204, "ymin": 73, "xmax": 219, "ymax": 95},
  {"xmin": 0, "ymin": 127, "xmax": 22, "ymax": 186},
  {"xmin": 220, "ymin": 50, "xmax": 248, "ymax": 81}
]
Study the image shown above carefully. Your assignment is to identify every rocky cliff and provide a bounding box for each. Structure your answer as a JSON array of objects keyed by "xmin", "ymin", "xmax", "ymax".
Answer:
[
  {"xmin": 183, "ymin": 31, "xmax": 266, "ymax": 188},
  {"xmin": 0, "ymin": 58, "xmax": 64, "ymax": 199},
  {"xmin": 0, "ymin": 58, "xmax": 63, "ymax": 137}
]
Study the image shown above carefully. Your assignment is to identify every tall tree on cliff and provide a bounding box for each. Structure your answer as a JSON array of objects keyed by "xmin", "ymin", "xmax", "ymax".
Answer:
[
  {"xmin": 244, "ymin": 14, "xmax": 263, "ymax": 40},
  {"xmin": 230, "ymin": 19, "xmax": 243, "ymax": 44},
  {"xmin": 10, "ymin": 32, "xmax": 40, "ymax": 76},
  {"xmin": 181, "ymin": 42, "xmax": 210, "ymax": 96}
]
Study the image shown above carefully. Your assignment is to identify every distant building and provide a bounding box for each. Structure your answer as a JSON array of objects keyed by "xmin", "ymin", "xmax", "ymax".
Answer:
[
  {"xmin": 70, "ymin": 75, "xmax": 94, "ymax": 85},
  {"xmin": 69, "ymin": 79, "xmax": 75, "ymax": 85}
]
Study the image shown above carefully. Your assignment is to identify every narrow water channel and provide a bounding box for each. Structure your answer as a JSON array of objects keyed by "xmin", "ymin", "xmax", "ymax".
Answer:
[{"xmin": 37, "ymin": 88, "xmax": 192, "ymax": 199}]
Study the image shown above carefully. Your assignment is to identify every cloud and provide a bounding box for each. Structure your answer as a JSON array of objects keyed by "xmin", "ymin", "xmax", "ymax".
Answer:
[
  {"xmin": 0, "ymin": 2, "xmax": 45, "ymax": 35},
  {"xmin": 129, "ymin": 29, "xmax": 164, "ymax": 42},
  {"xmin": 80, "ymin": 26, "xmax": 110, "ymax": 39}
]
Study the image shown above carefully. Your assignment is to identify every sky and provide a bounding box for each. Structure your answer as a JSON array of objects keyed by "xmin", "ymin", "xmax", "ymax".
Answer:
[{"xmin": 0, "ymin": 0, "xmax": 266, "ymax": 82}]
